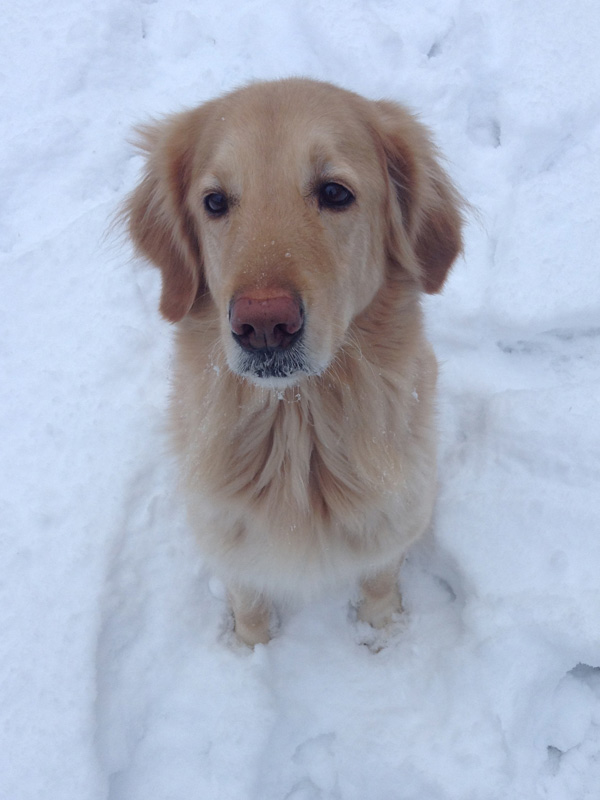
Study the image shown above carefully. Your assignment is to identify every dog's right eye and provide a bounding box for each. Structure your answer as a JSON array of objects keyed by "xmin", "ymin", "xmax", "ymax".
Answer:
[
  {"xmin": 204, "ymin": 192, "xmax": 229, "ymax": 216},
  {"xmin": 318, "ymin": 182, "xmax": 355, "ymax": 210}
]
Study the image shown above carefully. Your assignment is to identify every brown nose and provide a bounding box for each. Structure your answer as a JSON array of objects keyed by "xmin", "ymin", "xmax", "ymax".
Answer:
[{"xmin": 230, "ymin": 291, "xmax": 304, "ymax": 350}]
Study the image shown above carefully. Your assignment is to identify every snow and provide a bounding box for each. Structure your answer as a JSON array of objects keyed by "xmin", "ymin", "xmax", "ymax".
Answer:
[{"xmin": 1, "ymin": 0, "xmax": 600, "ymax": 798}]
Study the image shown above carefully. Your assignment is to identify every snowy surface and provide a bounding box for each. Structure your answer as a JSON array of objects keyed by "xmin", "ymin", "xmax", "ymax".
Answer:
[{"xmin": 2, "ymin": 1, "xmax": 600, "ymax": 798}]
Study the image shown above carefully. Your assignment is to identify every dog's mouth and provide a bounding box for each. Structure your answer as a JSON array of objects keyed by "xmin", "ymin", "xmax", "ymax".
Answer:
[{"xmin": 233, "ymin": 336, "xmax": 311, "ymax": 383}]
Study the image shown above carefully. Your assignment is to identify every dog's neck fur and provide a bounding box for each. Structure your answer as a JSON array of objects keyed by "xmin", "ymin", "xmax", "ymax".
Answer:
[{"xmin": 173, "ymin": 278, "xmax": 430, "ymax": 527}]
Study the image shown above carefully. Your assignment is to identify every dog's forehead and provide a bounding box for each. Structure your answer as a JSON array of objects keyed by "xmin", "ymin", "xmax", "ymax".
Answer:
[{"xmin": 200, "ymin": 82, "xmax": 379, "ymax": 184}]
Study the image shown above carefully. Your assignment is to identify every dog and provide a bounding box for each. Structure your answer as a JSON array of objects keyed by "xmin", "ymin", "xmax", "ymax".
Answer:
[{"xmin": 124, "ymin": 78, "xmax": 464, "ymax": 645}]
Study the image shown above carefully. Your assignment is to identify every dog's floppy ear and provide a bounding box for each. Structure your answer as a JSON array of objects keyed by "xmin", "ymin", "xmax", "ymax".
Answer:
[
  {"xmin": 374, "ymin": 101, "xmax": 464, "ymax": 294},
  {"xmin": 124, "ymin": 111, "xmax": 205, "ymax": 322}
]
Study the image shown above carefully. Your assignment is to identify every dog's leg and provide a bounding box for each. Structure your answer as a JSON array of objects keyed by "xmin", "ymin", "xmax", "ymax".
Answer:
[
  {"xmin": 358, "ymin": 564, "xmax": 403, "ymax": 629},
  {"xmin": 228, "ymin": 585, "xmax": 272, "ymax": 646}
]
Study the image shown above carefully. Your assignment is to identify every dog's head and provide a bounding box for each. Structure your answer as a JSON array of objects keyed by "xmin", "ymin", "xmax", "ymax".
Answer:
[{"xmin": 125, "ymin": 79, "xmax": 463, "ymax": 387}]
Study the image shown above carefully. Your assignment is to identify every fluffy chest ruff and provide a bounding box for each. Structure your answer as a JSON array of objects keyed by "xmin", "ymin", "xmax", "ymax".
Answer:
[{"xmin": 171, "ymin": 311, "xmax": 438, "ymax": 601}]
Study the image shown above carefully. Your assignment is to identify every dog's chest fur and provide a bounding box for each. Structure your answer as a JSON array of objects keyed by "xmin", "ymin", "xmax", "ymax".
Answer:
[{"xmin": 171, "ymin": 298, "xmax": 437, "ymax": 542}]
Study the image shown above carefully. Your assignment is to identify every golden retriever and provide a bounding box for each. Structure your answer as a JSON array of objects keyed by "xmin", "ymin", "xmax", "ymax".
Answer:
[{"xmin": 124, "ymin": 78, "xmax": 464, "ymax": 645}]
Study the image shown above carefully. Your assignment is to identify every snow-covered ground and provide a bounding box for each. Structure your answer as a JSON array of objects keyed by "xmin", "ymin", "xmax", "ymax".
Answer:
[{"xmin": 2, "ymin": 1, "xmax": 600, "ymax": 798}]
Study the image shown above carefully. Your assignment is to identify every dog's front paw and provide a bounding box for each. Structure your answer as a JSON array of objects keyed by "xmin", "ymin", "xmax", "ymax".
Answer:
[
  {"xmin": 356, "ymin": 598, "xmax": 403, "ymax": 629},
  {"xmin": 234, "ymin": 616, "xmax": 272, "ymax": 647},
  {"xmin": 228, "ymin": 586, "xmax": 274, "ymax": 648},
  {"xmin": 358, "ymin": 569, "xmax": 403, "ymax": 629}
]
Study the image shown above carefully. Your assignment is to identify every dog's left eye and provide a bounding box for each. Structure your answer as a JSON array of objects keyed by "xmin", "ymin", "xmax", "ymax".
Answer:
[
  {"xmin": 318, "ymin": 182, "xmax": 355, "ymax": 210},
  {"xmin": 204, "ymin": 192, "xmax": 229, "ymax": 216}
]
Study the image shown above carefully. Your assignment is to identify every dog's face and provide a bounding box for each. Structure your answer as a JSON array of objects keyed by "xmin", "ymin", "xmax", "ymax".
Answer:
[
  {"xmin": 192, "ymin": 85, "xmax": 391, "ymax": 385},
  {"xmin": 126, "ymin": 79, "xmax": 463, "ymax": 386}
]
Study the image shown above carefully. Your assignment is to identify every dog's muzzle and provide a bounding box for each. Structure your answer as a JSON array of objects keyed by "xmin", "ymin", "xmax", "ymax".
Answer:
[{"xmin": 229, "ymin": 291, "xmax": 308, "ymax": 381}]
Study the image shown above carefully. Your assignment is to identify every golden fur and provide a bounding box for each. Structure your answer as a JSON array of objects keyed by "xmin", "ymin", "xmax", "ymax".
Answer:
[{"xmin": 124, "ymin": 78, "xmax": 464, "ymax": 645}]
